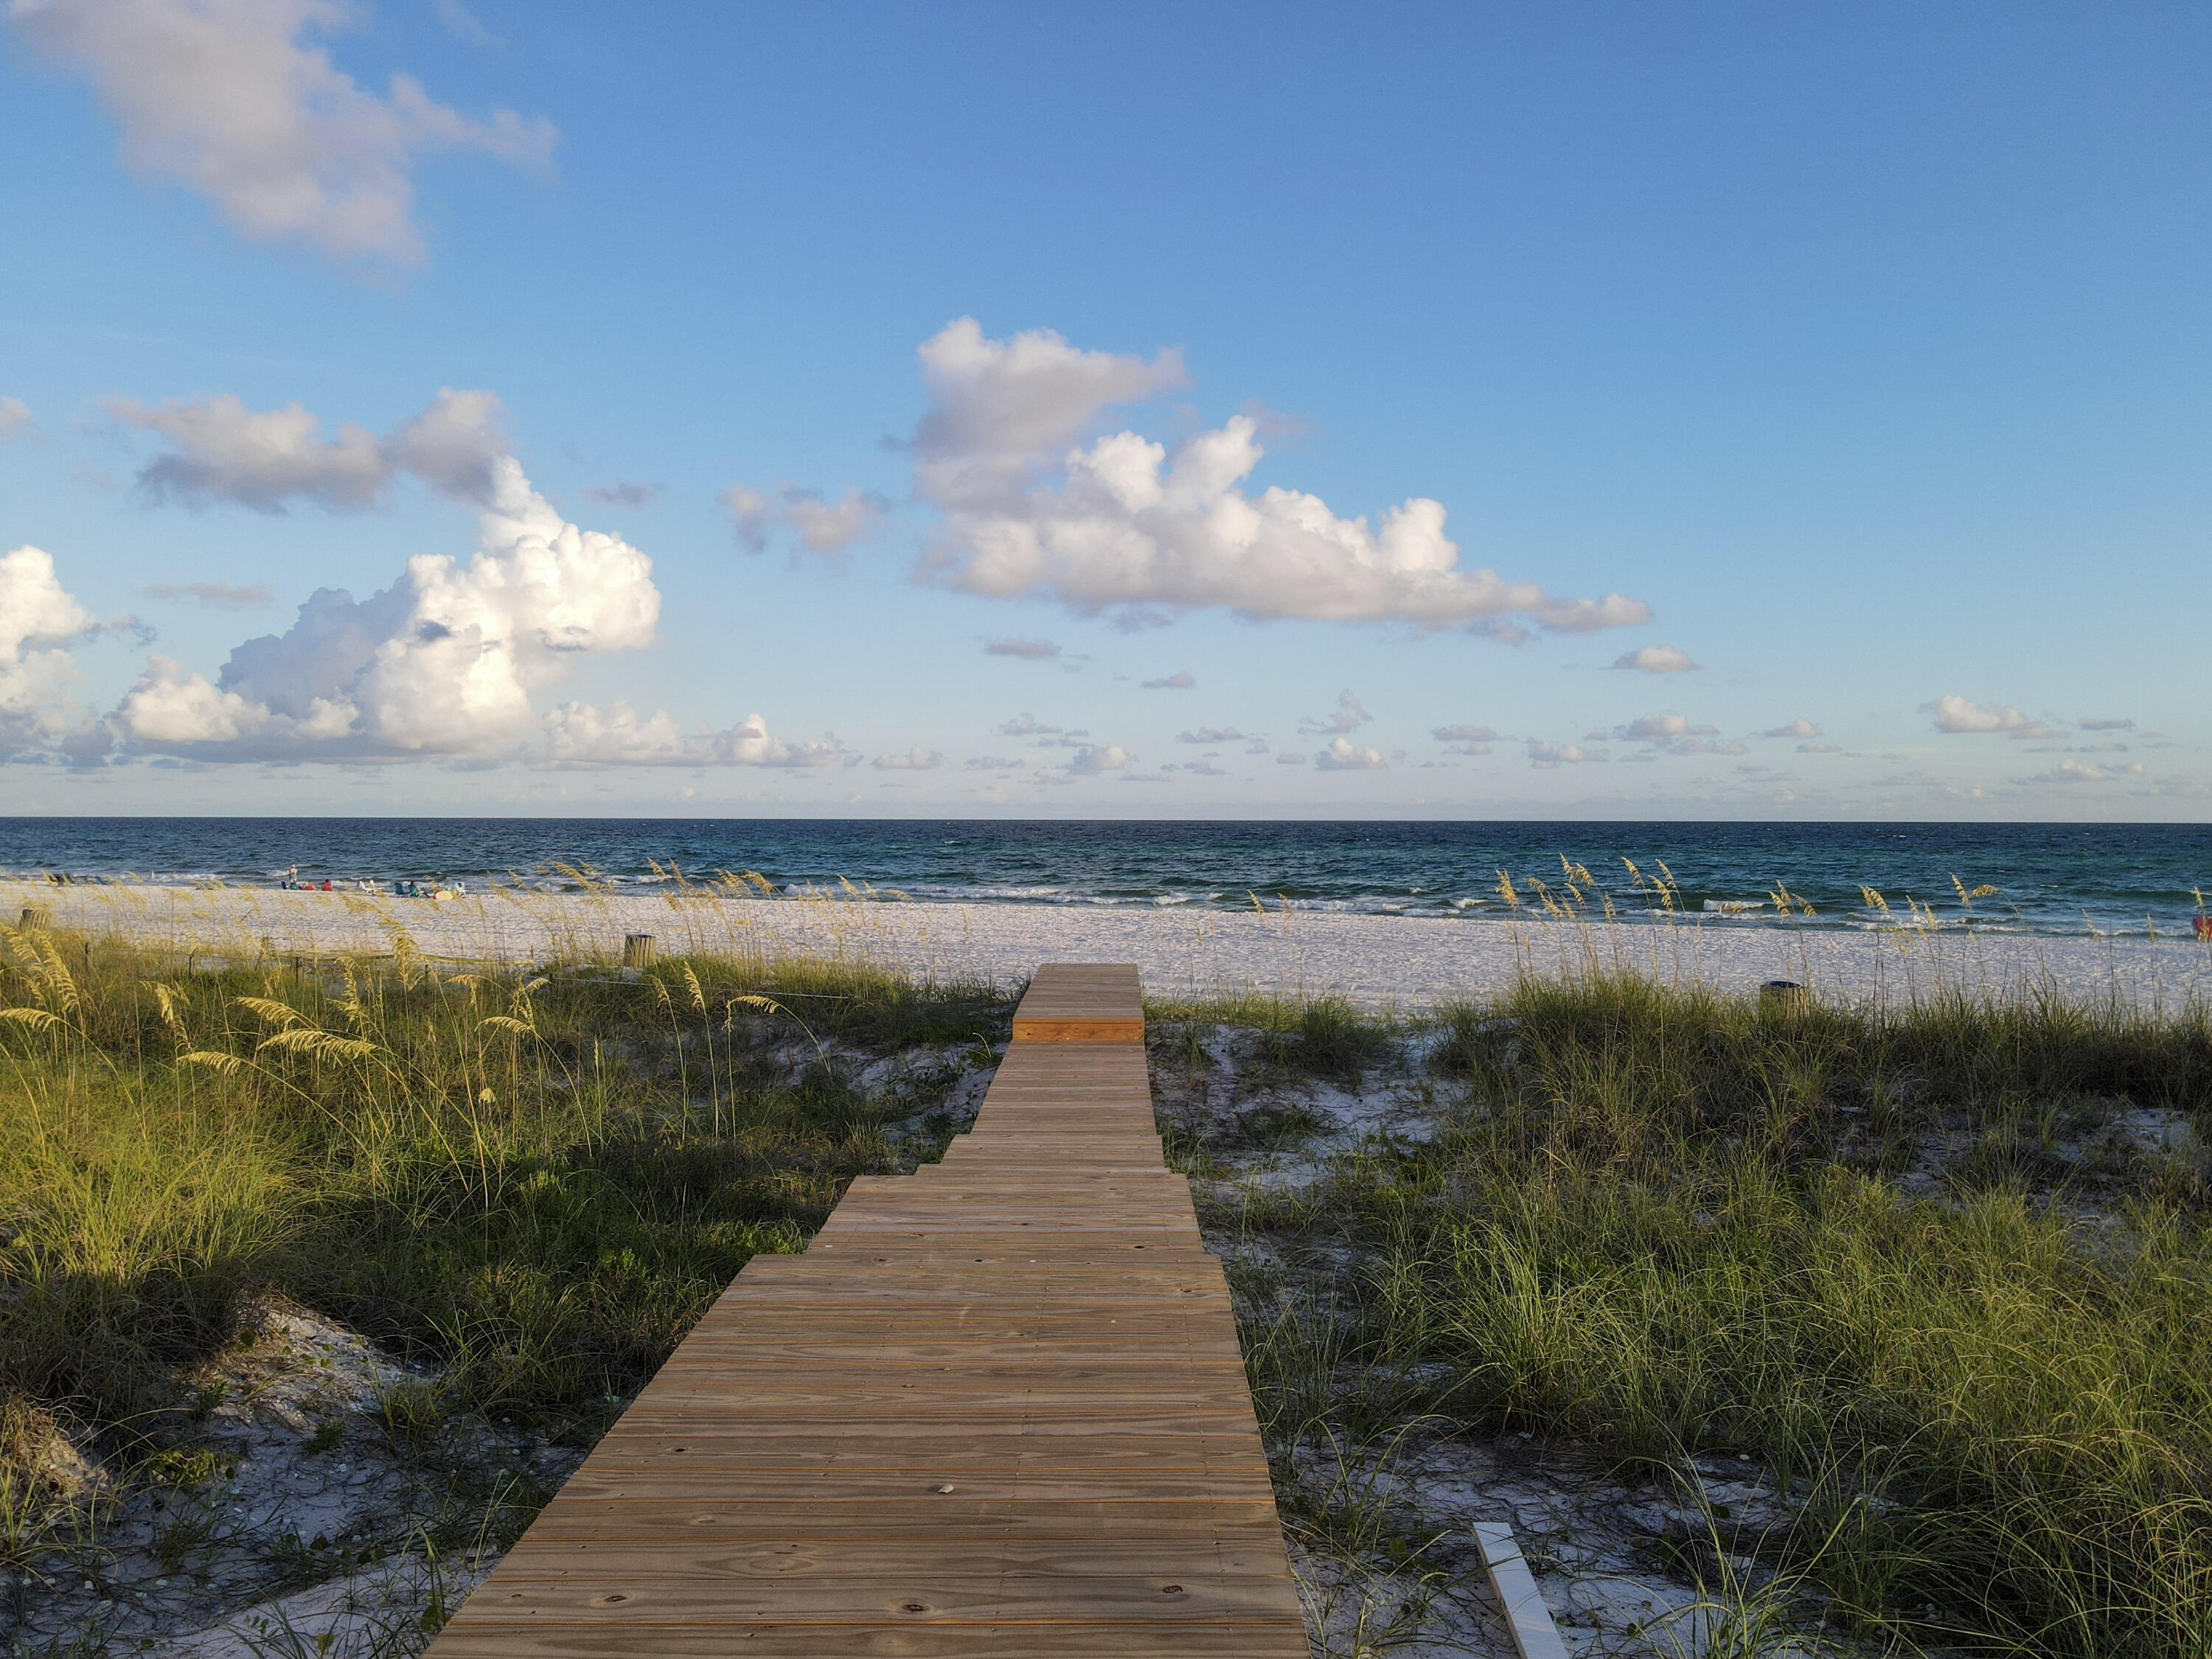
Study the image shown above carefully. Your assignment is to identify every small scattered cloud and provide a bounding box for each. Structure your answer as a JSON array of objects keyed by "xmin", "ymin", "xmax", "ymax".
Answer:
[
  {"xmin": 1176, "ymin": 726, "xmax": 1244, "ymax": 744},
  {"xmin": 13, "ymin": 0, "xmax": 556, "ymax": 269},
  {"xmin": 1528, "ymin": 740, "xmax": 1603, "ymax": 768},
  {"xmin": 1613, "ymin": 712, "xmax": 1741, "ymax": 755},
  {"xmin": 430, "ymin": 0, "xmax": 497, "ymax": 45},
  {"xmin": 783, "ymin": 487, "xmax": 887, "ymax": 555},
  {"xmin": 108, "ymin": 386, "xmax": 509, "ymax": 512},
  {"xmin": 985, "ymin": 636, "xmax": 1060, "ymax": 660},
  {"xmin": 1797, "ymin": 741, "xmax": 1840, "ymax": 754},
  {"xmin": 997, "ymin": 712, "xmax": 1060, "ymax": 736},
  {"xmin": 1274, "ymin": 751, "xmax": 1309, "ymax": 765},
  {"xmin": 721, "ymin": 483, "xmax": 886, "ymax": 557},
  {"xmin": 1180, "ymin": 759, "xmax": 1230, "ymax": 776},
  {"xmin": 1299, "ymin": 689, "xmax": 1371, "ymax": 736},
  {"xmin": 1315, "ymin": 737, "xmax": 1385, "ymax": 771},
  {"xmin": 144, "ymin": 581, "xmax": 271, "ymax": 608},
  {"xmin": 1616, "ymin": 712, "xmax": 1691, "ymax": 742},
  {"xmin": 581, "ymin": 481, "xmax": 660, "ymax": 509},
  {"xmin": 1140, "ymin": 670, "xmax": 1196, "ymax": 689},
  {"xmin": 872, "ymin": 746, "xmax": 943, "ymax": 771},
  {"xmin": 1927, "ymin": 695, "xmax": 2051, "ymax": 738},
  {"xmin": 1761, "ymin": 718, "xmax": 1820, "ymax": 740},
  {"xmin": 0, "ymin": 397, "xmax": 32, "ymax": 440},
  {"xmin": 965, "ymin": 755, "xmax": 1026, "ymax": 771},
  {"xmin": 2020, "ymin": 758, "xmax": 2146, "ymax": 785},
  {"xmin": 2079, "ymin": 717, "xmax": 2135, "ymax": 732},
  {"xmin": 1611, "ymin": 643, "xmax": 1701, "ymax": 674},
  {"xmin": 1432, "ymin": 723, "xmax": 1496, "ymax": 755},
  {"xmin": 1066, "ymin": 742, "xmax": 1132, "ymax": 775},
  {"xmin": 719, "ymin": 484, "xmax": 773, "ymax": 552},
  {"xmin": 538, "ymin": 702, "xmax": 841, "ymax": 770}
]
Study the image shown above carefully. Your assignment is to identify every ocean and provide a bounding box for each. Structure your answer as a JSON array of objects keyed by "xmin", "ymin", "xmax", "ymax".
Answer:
[{"xmin": 1, "ymin": 818, "xmax": 2207, "ymax": 939}]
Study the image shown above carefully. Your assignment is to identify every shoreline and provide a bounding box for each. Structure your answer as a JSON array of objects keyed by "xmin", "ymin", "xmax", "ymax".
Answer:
[{"xmin": 8, "ymin": 878, "xmax": 2210, "ymax": 1012}]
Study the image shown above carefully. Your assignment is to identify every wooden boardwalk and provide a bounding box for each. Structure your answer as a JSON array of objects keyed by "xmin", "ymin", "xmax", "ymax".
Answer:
[{"xmin": 427, "ymin": 963, "xmax": 1309, "ymax": 1658}]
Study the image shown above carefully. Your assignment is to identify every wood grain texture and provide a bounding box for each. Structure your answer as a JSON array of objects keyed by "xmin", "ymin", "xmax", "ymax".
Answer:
[
  {"xmin": 422, "ymin": 962, "xmax": 1305, "ymax": 1659},
  {"xmin": 1009, "ymin": 963, "xmax": 1147, "ymax": 1043}
]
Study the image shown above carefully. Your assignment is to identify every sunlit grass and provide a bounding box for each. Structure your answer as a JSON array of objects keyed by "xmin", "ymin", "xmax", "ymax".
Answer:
[
  {"xmin": 1220, "ymin": 973, "xmax": 2212, "ymax": 1657},
  {"xmin": 0, "ymin": 919, "xmax": 1008, "ymax": 1576}
]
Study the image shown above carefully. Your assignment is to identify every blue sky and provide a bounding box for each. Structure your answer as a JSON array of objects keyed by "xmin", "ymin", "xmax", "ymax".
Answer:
[{"xmin": 3, "ymin": 0, "xmax": 2207, "ymax": 818}]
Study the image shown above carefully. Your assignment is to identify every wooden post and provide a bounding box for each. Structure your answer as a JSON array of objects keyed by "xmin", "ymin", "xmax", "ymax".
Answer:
[
  {"xmin": 18, "ymin": 906, "xmax": 51, "ymax": 931},
  {"xmin": 622, "ymin": 933, "xmax": 657, "ymax": 967},
  {"xmin": 1761, "ymin": 978, "xmax": 1808, "ymax": 1010}
]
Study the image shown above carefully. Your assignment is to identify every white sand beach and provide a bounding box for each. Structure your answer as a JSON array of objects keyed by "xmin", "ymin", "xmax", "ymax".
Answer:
[{"xmin": 8, "ymin": 878, "xmax": 2210, "ymax": 1012}]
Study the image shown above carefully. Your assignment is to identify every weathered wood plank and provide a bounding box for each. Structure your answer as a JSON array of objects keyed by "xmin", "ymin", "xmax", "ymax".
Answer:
[{"xmin": 422, "ymin": 962, "xmax": 1304, "ymax": 1659}]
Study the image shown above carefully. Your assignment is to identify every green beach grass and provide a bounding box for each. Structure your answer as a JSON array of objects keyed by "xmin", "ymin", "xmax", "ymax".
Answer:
[
  {"xmin": 0, "ymin": 924, "xmax": 1007, "ymax": 1621},
  {"xmin": 1192, "ymin": 975, "xmax": 2212, "ymax": 1656},
  {"xmin": 6, "ymin": 915, "xmax": 2212, "ymax": 1655}
]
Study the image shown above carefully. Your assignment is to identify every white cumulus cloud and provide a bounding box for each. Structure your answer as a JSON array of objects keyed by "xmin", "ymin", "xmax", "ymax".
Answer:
[
  {"xmin": 1528, "ymin": 740, "xmax": 1602, "ymax": 768},
  {"xmin": 1315, "ymin": 737, "xmax": 1385, "ymax": 771},
  {"xmin": 1611, "ymin": 643, "xmax": 1700, "ymax": 674},
  {"xmin": 1141, "ymin": 671, "xmax": 1195, "ymax": 689},
  {"xmin": 872, "ymin": 746, "xmax": 944, "ymax": 771},
  {"xmin": 0, "ymin": 546, "xmax": 97, "ymax": 754},
  {"xmin": 1176, "ymin": 727, "xmax": 1244, "ymax": 744},
  {"xmin": 0, "ymin": 396, "xmax": 34, "ymax": 440},
  {"xmin": 1927, "ymin": 695, "xmax": 2051, "ymax": 738},
  {"xmin": 115, "ymin": 445, "xmax": 661, "ymax": 759},
  {"xmin": 1761, "ymin": 717, "xmax": 1820, "ymax": 739},
  {"xmin": 11, "ymin": 0, "xmax": 555, "ymax": 268},
  {"xmin": 984, "ymin": 636, "xmax": 1060, "ymax": 659},
  {"xmin": 1066, "ymin": 743, "xmax": 1132, "ymax": 775},
  {"xmin": 1617, "ymin": 712, "xmax": 1691, "ymax": 742},
  {"xmin": 905, "ymin": 319, "xmax": 1651, "ymax": 634}
]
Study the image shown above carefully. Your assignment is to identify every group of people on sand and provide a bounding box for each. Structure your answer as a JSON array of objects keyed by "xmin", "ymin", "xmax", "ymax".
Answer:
[{"xmin": 274, "ymin": 868, "xmax": 466, "ymax": 899}]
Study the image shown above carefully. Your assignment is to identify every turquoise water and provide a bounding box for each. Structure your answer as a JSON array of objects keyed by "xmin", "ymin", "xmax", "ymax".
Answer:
[{"xmin": 3, "ymin": 818, "xmax": 2208, "ymax": 939}]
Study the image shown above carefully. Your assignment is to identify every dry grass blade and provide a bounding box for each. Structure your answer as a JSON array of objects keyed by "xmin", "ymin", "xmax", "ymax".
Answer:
[
  {"xmin": 256, "ymin": 1028, "xmax": 383, "ymax": 1061},
  {"xmin": 236, "ymin": 995, "xmax": 311, "ymax": 1030},
  {"xmin": 153, "ymin": 982, "xmax": 190, "ymax": 1044}
]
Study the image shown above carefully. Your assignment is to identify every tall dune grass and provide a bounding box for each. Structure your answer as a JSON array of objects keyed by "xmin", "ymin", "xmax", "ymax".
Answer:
[
  {"xmin": 1230, "ymin": 975, "xmax": 2212, "ymax": 1656},
  {"xmin": 0, "ymin": 922, "xmax": 1005, "ymax": 1543}
]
